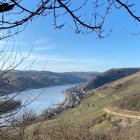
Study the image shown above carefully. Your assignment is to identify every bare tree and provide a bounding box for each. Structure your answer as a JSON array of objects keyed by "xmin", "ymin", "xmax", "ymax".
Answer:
[
  {"xmin": 0, "ymin": 41, "xmax": 42, "ymax": 130},
  {"xmin": 0, "ymin": 0, "xmax": 139, "ymax": 39},
  {"xmin": 0, "ymin": 41, "xmax": 63, "ymax": 140}
]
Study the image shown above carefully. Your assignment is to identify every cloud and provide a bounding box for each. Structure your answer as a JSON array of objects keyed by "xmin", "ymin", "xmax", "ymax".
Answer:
[
  {"xmin": 24, "ymin": 53, "xmax": 74, "ymax": 63},
  {"xmin": 34, "ymin": 38, "xmax": 55, "ymax": 51},
  {"xmin": 0, "ymin": 40, "xmax": 28, "ymax": 49},
  {"xmin": 0, "ymin": 38, "xmax": 55, "ymax": 55},
  {"xmin": 0, "ymin": 49, "xmax": 117, "ymax": 72},
  {"xmin": 34, "ymin": 45, "xmax": 55, "ymax": 51},
  {"xmin": 35, "ymin": 38, "xmax": 52, "ymax": 45},
  {"xmin": 22, "ymin": 53, "xmax": 114, "ymax": 72}
]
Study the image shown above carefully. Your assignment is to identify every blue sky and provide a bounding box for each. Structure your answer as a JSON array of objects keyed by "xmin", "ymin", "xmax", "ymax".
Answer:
[{"xmin": 0, "ymin": 1, "xmax": 140, "ymax": 72}]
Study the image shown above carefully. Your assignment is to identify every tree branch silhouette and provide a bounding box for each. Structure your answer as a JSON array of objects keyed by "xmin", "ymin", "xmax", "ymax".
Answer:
[{"xmin": 0, "ymin": 0, "xmax": 139, "ymax": 38}]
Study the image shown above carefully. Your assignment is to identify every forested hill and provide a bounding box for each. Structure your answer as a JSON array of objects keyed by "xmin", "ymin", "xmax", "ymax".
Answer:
[
  {"xmin": 83, "ymin": 68, "xmax": 140, "ymax": 91},
  {"xmin": 0, "ymin": 70, "xmax": 99, "ymax": 95}
]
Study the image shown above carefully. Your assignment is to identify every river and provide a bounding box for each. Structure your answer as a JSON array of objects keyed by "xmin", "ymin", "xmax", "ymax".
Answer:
[{"xmin": 7, "ymin": 84, "xmax": 77, "ymax": 115}]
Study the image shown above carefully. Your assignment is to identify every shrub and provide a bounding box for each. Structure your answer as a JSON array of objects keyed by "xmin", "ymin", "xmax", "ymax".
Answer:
[{"xmin": 0, "ymin": 99, "xmax": 21, "ymax": 114}]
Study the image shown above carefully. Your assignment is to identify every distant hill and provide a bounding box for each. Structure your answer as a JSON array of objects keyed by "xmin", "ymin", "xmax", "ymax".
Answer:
[
  {"xmin": 95, "ymin": 70, "xmax": 140, "ymax": 97},
  {"xmin": 83, "ymin": 68, "xmax": 140, "ymax": 91},
  {"xmin": 62, "ymin": 72, "xmax": 100, "ymax": 80},
  {"xmin": 0, "ymin": 70, "xmax": 99, "ymax": 95}
]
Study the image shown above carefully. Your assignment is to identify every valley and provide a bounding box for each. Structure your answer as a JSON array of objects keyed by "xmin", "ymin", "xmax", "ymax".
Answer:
[
  {"xmin": 0, "ymin": 70, "xmax": 99, "ymax": 96},
  {"xmin": 1, "ymin": 68, "xmax": 140, "ymax": 140},
  {"xmin": 30, "ymin": 68, "xmax": 140, "ymax": 139}
]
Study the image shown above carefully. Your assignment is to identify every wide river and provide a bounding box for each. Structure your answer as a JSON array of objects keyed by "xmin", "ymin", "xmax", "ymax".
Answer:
[{"xmin": 9, "ymin": 84, "xmax": 77, "ymax": 115}]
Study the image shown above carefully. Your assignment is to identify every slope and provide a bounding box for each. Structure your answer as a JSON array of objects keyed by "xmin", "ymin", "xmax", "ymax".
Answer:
[
  {"xmin": 83, "ymin": 68, "xmax": 140, "ymax": 91},
  {"xmin": 9, "ymin": 69, "xmax": 140, "ymax": 139}
]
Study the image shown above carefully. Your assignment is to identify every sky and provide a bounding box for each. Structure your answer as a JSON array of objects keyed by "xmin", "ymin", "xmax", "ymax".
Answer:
[{"xmin": 0, "ymin": 1, "xmax": 140, "ymax": 72}]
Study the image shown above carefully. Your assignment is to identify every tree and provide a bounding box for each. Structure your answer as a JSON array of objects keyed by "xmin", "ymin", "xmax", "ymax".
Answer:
[
  {"xmin": 0, "ymin": 0, "xmax": 139, "ymax": 39},
  {"xmin": 0, "ymin": 42, "xmax": 49, "ymax": 140}
]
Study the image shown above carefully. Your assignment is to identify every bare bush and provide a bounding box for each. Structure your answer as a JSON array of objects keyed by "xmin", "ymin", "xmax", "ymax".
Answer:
[{"xmin": 0, "ymin": 99, "xmax": 21, "ymax": 114}]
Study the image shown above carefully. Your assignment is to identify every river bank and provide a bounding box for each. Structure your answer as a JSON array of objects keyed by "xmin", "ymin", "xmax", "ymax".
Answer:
[
  {"xmin": 0, "ymin": 84, "xmax": 85, "ymax": 127},
  {"xmin": 61, "ymin": 85, "xmax": 85, "ymax": 108},
  {"xmin": 34, "ymin": 84, "xmax": 85, "ymax": 122}
]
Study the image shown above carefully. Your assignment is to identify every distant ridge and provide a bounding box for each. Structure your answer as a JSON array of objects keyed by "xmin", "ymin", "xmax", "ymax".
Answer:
[
  {"xmin": 83, "ymin": 68, "xmax": 140, "ymax": 91},
  {"xmin": 0, "ymin": 70, "xmax": 99, "ymax": 96}
]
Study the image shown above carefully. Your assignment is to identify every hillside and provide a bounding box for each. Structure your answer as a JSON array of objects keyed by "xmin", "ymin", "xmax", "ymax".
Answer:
[
  {"xmin": 83, "ymin": 68, "xmax": 140, "ymax": 91},
  {"xmin": 95, "ymin": 70, "xmax": 140, "ymax": 98},
  {"xmin": 22, "ymin": 70, "xmax": 140, "ymax": 139},
  {"xmin": 94, "ymin": 71, "xmax": 140, "ymax": 112},
  {"xmin": 56, "ymin": 70, "xmax": 140, "ymax": 129},
  {"xmin": 5, "ymin": 69, "xmax": 140, "ymax": 139},
  {"xmin": 62, "ymin": 71, "xmax": 100, "ymax": 80},
  {"xmin": 112, "ymin": 94, "xmax": 140, "ymax": 112},
  {"xmin": 0, "ymin": 70, "xmax": 99, "ymax": 96}
]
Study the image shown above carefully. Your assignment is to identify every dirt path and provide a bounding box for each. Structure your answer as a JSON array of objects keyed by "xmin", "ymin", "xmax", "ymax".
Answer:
[{"xmin": 104, "ymin": 108, "xmax": 140, "ymax": 120}]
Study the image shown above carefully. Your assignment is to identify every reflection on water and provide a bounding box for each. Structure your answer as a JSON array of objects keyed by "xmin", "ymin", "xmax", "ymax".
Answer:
[{"xmin": 6, "ymin": 84, "xmax": 77, "ymax": 115}]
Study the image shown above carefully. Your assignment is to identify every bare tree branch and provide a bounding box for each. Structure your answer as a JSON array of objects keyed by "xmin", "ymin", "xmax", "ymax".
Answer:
[{"xmin": 0, "ymin": 1, "xmax": 139, "ymax": 39}]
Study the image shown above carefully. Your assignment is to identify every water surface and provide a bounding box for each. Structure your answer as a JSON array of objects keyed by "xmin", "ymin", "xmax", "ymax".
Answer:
[{"xmin": 11, "ymin": 84, "xmax": 77, "ymax": 114}]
